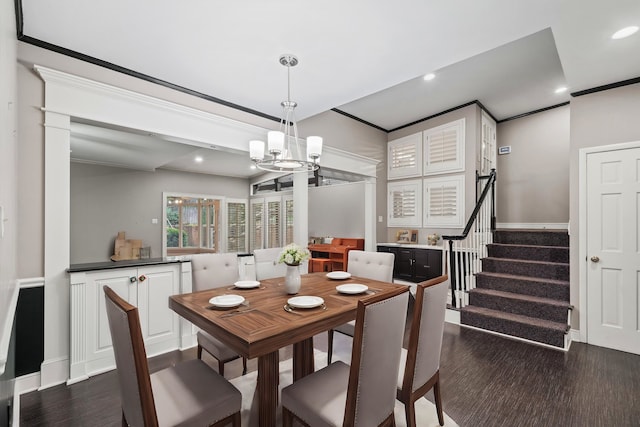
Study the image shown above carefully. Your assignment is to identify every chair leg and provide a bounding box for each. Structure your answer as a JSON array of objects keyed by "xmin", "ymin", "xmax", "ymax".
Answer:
[
  {"xmin": 282, "ymin": 406, "xmax": 294, "ymax": 427},
  {"xmin": 327, "ymin": 329, "xmax": 334, "ymax": 364},
  {"xmin": 232, "ymin": 411, "xmax": 241, "ymax": 427},
  {"xmin": 404, "ymin": 401, "xmax": 417, "ymax": 427},
  {"xmin": 197, "ymin": 345, "xmax": 203, "ymax": 359},
  {"xmin": 434, "ymin": 377, "xmax": 444, "ymax": 426},
  {"xmin": 121, "ymin": 411, "xmax": 127, "ymax": 427},
  {"xmin": 242, "ymin": 357, "xmax": 247, "ymax": 375},
  {"xmin": 218, "ymin": 360, "xmax": 225, "ymax": 377}
]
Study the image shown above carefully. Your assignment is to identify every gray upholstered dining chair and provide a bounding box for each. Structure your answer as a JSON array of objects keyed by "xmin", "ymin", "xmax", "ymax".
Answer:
[
  {"xmin": 282, "ymin": 288, "xmax": 409, "ymax": 427},
  {"xmin": 103, "ymin": 285, "xmax": 242, "ymax": 427},
  {"xmin": 253, "ymin": 247, "xmax": 286, "ymax": 280},
  {"xmin": 397, "ymin": 275, "xmax": 449, "ymax": 427},
  {"xmin": 190, "ymin": 253, "xmax": 247, "ymax": 376},
  {"xmin": 327, "ymin": 249, "xmax": 395, "ymax": 363}
]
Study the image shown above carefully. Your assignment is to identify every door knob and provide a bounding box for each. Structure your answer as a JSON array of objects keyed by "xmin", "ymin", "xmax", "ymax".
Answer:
[{"xmin": 590, "ymin": 256, "xmax": 600, "ymax": 263}]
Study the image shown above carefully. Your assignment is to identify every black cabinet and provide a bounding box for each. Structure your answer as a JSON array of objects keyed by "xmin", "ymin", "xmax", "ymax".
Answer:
[{"xmin": 377, "ymin": 245, "xmax": 442, "ymax": 283}]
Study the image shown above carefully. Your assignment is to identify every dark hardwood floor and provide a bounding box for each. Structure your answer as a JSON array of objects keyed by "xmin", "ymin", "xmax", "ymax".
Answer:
[{"xmin": 20, "ymin": 323, "xmax": 640, "ymax": 426}]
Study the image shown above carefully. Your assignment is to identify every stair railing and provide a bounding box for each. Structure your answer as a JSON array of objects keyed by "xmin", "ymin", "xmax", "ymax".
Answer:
[{"xmin": 442, "ymin": 169, "xmax": 496, "ymax": 308}]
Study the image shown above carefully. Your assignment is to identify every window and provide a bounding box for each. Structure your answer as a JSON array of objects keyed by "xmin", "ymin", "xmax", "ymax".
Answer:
[
  {"xmin": 227, "ymin": 199, "xmax": 247, "ymax": 253},
  {"xmin": 423, "ymin": 118, "xmax": 465, "ymax": 175},
  {"xmin": 388, "ymin": 133, "xmax": 422, "ymax": 179},
  {"xmin": 165, "ymin": 195, "xmax": 221, "ymax": 255},
  {"xmin": 387, "ymin": 179, "xmax": 422, "ymax": 227},
  {"xmin": 423, "ymin": 174, "xmax": 465, "ymax": 228}
]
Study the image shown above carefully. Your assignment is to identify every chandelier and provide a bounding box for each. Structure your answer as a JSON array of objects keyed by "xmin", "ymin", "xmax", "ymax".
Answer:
[{"xmin": 249, "ymin": 54, "xmax": 323, "ymax": 172}]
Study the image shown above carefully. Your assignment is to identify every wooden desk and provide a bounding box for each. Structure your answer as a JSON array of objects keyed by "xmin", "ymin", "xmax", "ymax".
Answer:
[
  {"xmin": 308, "ymin": 238, "xmax": 364, "ymax": 271},
  {"xmin": 169, "ymin": 272, "xmax": 406, "ymax": 427}
]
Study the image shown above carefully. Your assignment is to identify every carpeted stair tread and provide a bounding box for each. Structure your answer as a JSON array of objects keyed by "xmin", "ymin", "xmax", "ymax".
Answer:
[
  {"xmin": 482, "ymin": 257, "xmax": 569, "ymax": 281},
  {"xmin": 462, "ymin": 306, "xmax": 568, "ymax": 332},
  {"xmin": 476, "ymin": 271, "xmax": 569, "ymax": 286},
  {"xmin": 493, "ymin": 229, "xmax": 569, "ymax": 247},
  {"xmin": 469, "ymin": 288, "xmax": 572, "ymax": 323},
  {"xmin": 487, "ymin": 243, "xmax": 569, "ymax": 263},
  {"xmin": 470, "ymin": 288, "xmax": 571, "ymax": 308},
  {"xmin": 461, "ymin": 306, "xmax": 568, "ymax": 348},
  {"xmin": 475, "ymin": 272, "xmax": 570, "ymax": 301}
]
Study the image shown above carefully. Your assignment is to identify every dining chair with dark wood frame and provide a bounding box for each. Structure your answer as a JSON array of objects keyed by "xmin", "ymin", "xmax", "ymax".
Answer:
[
  {"xmin": 397, "ymin": 275, "xmax": 449, "ymax": 427},
  {"xmin": 103, "ymin": 285, "xmax": 242, "ymax": 427}
]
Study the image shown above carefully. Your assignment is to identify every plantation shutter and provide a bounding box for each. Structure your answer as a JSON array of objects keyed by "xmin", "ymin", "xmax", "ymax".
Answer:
[
  {"xmin": 227, "ymin": 200, "xmax": 247, "ymax": 253},
  {"xmin": 266, "ymin": 198, "xmax": 281, "ymax": 248},
  {"xmin": 423, "ymin": 118, "xmax": 465, "ymax": 175},
  {"xmin": 423, "ymin": 175, "xmax": 464, "ymax": 227},
  {"xmin": 250, "ymin": 198, "xmax": 264, "ymax": 251},
  {"xmin": 388, "ymin": 133, "xmax": 422, "ymax": 179},
  {"xmin": 387, "ymin": 179, "xmax": 422, "ymax": 227},
  {"xmin": 284, "ymin": 197, "xmax": 294, "ymax": 245}
]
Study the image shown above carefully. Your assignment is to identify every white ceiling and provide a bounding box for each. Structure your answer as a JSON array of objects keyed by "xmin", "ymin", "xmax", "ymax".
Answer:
[{"xmin": 20, "ymin": 0, "xmax": 640, "ymax": 174}]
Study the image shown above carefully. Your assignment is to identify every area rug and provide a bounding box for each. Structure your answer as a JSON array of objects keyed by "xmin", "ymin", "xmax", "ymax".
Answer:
[{"xmin": 229, "ymin": 351, "xmax": 458, "ymax": 426}]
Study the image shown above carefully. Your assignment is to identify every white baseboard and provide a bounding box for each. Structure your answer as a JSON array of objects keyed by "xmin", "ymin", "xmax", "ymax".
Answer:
[
  {"xmin": 13, "ymin": 371, "xmax": 42, "ymax": 427},
  {"xmin": 569, "ymin": 329, "xmax": 581, "ymax": 343},
  {"xmin": 495, "ymin": 223, "xmax": 568, "ymax": 230},
  {"xmin": 445, "ymin": 308, "xmax": 460, "ymax": 325},
  {"xmin": 39, "ymin": 356, "xmax": 69, "ymax": 390}
]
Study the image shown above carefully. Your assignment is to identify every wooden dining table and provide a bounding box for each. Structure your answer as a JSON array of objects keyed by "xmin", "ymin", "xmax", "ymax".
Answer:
[{"xmin": 169, "ymin": 271, "xmax": 407, "ymax": 427}]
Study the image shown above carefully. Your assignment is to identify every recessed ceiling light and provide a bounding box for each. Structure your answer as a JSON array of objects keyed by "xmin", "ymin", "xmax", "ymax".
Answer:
[
  {"xmin": 555, "ymin": 86, "xmax": 568, "ymax": 94},
  {"xmin": 194, "ymin": 156, "xmax": 203, "ymax": 163},
  {"xmin": 423, "ymin": 73, "xmax": 436, "ymax": 81},
  {"xmin": 612, "ymin": 26, "xmax": 639, "ymax": 40}
]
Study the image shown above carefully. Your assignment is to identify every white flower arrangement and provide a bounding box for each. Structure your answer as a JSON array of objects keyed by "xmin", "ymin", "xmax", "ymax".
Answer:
[{"xmin": 278, "ymin": 243, "xmax": 310, "ymax": 266}]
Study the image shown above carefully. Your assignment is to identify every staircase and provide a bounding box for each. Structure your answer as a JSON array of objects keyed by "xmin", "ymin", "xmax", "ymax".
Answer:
[{"xmin": 460, "ymin": 229, "xmax": 572, "ymax": 349}]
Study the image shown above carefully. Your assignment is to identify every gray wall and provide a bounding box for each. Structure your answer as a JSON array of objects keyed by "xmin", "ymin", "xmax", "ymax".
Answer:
[
  {"xmin": 298, "ymin": 110, "xmax": 387, "ymax": 240},
  {"xmin": 496, "ymin": 105, "xmax": 570, "ymax": 224},
  {"xmin": 308, "ymin": 182, "xmax": 366, "ymax": 239},
  {"xmin": 386, "ymin": 104, "xmax": 480, "ymax": 244},
  {"xmin": 569, "ymin": 83, "xmax": 640, "ymax": 329},
  {"xmin": 70, "ymin": 163, "xmax": 249, "ymax": 264}
]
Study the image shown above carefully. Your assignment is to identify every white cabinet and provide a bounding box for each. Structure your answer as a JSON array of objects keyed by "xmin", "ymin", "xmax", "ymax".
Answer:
[{"xmin": 68, "ymin": 262, "xmax": 190, "ymax": 384}]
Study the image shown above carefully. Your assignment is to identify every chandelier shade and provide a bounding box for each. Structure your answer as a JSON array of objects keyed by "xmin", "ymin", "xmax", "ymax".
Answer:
[{"xmin": 250, "ymin": 54, "xmax": 323, "ymax": 173}]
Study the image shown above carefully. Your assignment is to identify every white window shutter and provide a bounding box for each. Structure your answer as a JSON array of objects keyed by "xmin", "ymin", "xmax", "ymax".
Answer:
[
  {"xmin": 265, "ymin": 197, "xmax": 282, "ymax": 249},
  {"xmin": 226, "ymin": 200, "xmax": 247, "ymax": 253},
  {"xmin": 284, "ymin": 196, "xmax": 294, "ymax": 245},
  {"xmin": 250, "ymin": 198, "xmax": 264, "ymax": 251},
  {"xmin": 388, "ymin": 133, "xmax": 422, "ymax": 179},
  {"xmin": 423, "ymin": 118, "xmax": 465, "ymax": 175},
  {"xmin": 387, "ymin": 179, "xmax": 422, "ymax": 227},
  {"xmin": 423, "ymin": 175, "xmax": 465, "ymax": 228}
]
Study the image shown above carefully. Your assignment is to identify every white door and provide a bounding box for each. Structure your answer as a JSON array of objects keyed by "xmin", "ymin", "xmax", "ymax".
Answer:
[{"xmin": 586, "ymin": 146, "xmax": 640, "ymax": 354}]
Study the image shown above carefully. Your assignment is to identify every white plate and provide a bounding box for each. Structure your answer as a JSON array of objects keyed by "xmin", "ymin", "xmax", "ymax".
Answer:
[
  {"xmin": 287, "ymin": 296, "xmax": 325, "ymax": 309},
  {"xmin": 234, "ymin": 280, "xmax": 260, "ymax": 289},
  {"xmin": 336, "ymin": 284, "xmax": 369, "ymax": 294},
  {"xmin": 209, "ymin": 294, "xmax": 245, "ymax": 308},
  {"xmin": 326, "ymin": 271, "xmax": 351, "ymax": 280}
]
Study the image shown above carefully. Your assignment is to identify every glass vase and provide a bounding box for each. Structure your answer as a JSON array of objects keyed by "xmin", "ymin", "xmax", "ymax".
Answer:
[{"xmin": 284, "ymin": 264, "xmax": 301, "ymax": 294}]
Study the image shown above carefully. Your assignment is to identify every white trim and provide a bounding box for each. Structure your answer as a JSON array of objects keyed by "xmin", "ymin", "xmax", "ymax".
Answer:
[
  {"xmin": 495, "ymin": 222, "xmax": 568, "ymax": 230},
  {"xmin": 459, "ymin": 323, "xmax": 570, "ymax": 351},
  {"xmin": 445, "ymin": 308, "xmax": 460, "ymax": 325},
  {"xmin": 569, "ymin": 328, "xmax": 581, "ymax": 343},
  {"xmin": 39, "ymin": 356, "xmax": 69, "ymax": 390},
  {"xmin": 0, "ymin": 285, "xmax": 19, "ymax": 376},
  {"xmin": 578, "ymin": 140, "xmax": 640, "ymax": 347},
  {"xmin": 18, "ymin": 277, "xmax": 45, "ymax": 289},
  {"xmin": 15, "ymin": 371, "xmax": 41, "ymax": 395}
]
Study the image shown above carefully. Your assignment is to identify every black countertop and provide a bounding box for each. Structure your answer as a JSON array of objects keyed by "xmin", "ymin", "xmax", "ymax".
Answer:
[{"xmin": 67, "ymin": 257, "xmax": 186, "ymax": 273}]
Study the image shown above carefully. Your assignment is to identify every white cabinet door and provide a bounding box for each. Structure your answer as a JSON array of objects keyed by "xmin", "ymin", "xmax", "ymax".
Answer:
[
  {"xmin": 138, "ymin": 264, "xmax": 180, "ymax": 355},
  {"xmin": 85, "ymin": 268, "xmax": 137, "ymax": 376}
]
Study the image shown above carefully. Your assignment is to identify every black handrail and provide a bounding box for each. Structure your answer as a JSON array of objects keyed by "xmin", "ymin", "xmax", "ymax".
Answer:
[{"xmin": 442, "ymin": 169, "xmax": 496, "ymax": 307}]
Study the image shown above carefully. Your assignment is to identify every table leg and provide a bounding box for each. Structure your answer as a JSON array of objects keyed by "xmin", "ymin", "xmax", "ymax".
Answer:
[
  {"xmin": 293, "ymin": 337, "xmax": 315, "ymax": 382},
  {"xmin": 257, "ymin": 351, "xmax": 279, "ymax": 427}
]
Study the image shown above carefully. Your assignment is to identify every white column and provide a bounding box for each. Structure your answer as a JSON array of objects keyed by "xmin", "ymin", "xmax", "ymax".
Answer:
[
  {"xmin": 42, "ymin": 110, "xmax": 71, "ymax": 388},
  {"xmin": 292, "ymin": 171, "xmax": 309, "ymax": 249},
  {"xmin": 364, "ymin": 178, "xmax": 377, "ymax": 251}
]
